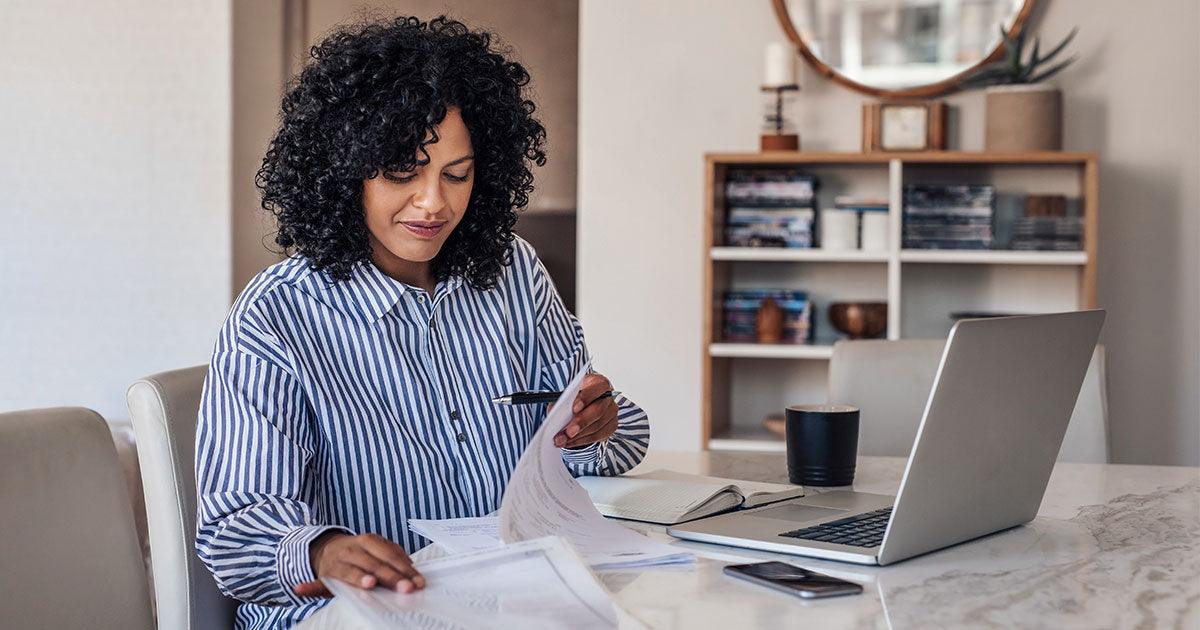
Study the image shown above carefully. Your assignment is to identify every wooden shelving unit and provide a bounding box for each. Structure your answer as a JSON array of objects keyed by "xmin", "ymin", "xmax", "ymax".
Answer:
[{"xmin": 702, "ymin": 151, "xmax": 1099, "ymax": 451}]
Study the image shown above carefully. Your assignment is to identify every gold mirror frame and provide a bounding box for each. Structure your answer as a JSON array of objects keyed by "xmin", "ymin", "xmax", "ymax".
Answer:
[{"xmin": 771, "ymin": 0, "xmax": 1038, "ymax": 98}]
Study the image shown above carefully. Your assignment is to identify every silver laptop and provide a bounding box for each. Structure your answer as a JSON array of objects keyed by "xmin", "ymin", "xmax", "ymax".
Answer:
[{"xmin": 669, "ymin": 310, "xmax": 1105, "ymax": 566}]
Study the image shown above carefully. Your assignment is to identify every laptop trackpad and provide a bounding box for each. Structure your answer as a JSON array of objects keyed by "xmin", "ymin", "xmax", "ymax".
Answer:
[{"xmin": 755, "ymin": 504, "xmax": 848, "ymax": 524}]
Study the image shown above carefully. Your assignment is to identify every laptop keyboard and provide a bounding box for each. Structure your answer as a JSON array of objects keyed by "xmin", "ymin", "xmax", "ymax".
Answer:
[{"xmin": 779, "ymin": 507, "xmax": 892, "ymax": 548}]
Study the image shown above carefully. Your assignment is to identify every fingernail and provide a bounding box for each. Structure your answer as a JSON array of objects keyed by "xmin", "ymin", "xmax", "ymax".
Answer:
[
  {"xmin": 567, "ymin": 425, "xmax": 579, "ymax": 437},
  {"xmin": 361, "ymin": 576, "xmax": 374, "ymax": 588},
  {"xmin": 573, "ymin": 401, "xmax": 583, "ymax": 412},
  {"xmin": 414, "ymin": 576, "xmax": 426, "ymax": 588},
  {"xmin": 554, "ymin": 435, "xmax": 565, "ymax": 447},
  {"xmin": 398, "ymin": 579, "xmax": 413, "ymax": 593}
]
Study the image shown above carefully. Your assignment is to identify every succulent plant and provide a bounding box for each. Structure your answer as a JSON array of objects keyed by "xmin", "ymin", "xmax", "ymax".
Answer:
[{"xmin": 962, "ymin": 25, "xmax": 1078, "ymax": 88}]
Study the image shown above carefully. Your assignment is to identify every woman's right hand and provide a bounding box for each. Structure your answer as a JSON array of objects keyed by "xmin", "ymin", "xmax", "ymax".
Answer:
[{"xmin": 293, "ymin": 531, "xmax": 425, "ymax": 598}]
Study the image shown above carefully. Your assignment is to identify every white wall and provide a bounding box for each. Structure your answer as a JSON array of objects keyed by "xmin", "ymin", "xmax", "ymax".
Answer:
[
  {"xmin": 0, "ymin": 0, "xmax": 232, "ymax": 419},
  {"xmin": 578, "ymin": 0, "xmax": 1199, "ymax": 464}
]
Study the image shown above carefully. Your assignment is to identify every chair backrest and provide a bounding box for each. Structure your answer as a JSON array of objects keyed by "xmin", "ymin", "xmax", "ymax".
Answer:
[
  {"xmin": 127, "ymin": 366, "xmax": 238, "ymax": 630},
  {"xmin": 828, "ymin": 339, "xmax": 1109, "ymax": 463},
  {"xmin": 1055, "ymin": 346, "xmax": 1109, "ymax": 463},
  {"xmin": 0, "ymin": 407, "xmax": 155, "ymax": 629}
]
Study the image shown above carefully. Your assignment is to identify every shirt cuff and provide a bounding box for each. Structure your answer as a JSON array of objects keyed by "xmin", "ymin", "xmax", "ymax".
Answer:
[
  {"xmin": 277, "ymin": 524, "xmax": 354, "ymax": 604},
  {"xmin": 560, "ymin": 439, "xmax": 608, "ymax": 466}
]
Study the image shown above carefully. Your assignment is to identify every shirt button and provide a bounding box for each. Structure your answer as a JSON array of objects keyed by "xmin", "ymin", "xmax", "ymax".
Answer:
[
  {"xmin": 449, "ymin": 410, "xmax": 461, "ymax": 421},
  {"xmin": 416, "ymin": 294, "xmax": 425, "ymax": 303},
  {"xmin": 456, "ymin": 432, "xmax": 467, "ymax": 443}
]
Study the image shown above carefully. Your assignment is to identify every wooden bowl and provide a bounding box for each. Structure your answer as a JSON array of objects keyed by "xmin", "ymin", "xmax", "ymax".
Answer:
[{"xmin": 829, "ymin": 301, "xmax": 888, "ymax": 339}]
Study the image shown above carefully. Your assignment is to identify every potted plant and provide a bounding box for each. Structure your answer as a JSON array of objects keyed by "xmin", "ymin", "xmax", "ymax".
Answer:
[{"xmin": 962, "ymin": 25, "xmax": 1078, "ymax": 152}]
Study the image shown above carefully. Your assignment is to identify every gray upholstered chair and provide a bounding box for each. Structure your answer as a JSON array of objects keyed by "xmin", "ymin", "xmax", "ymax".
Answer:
[
  {"xmin": 127, "ymin": 366, "xmax": 239, "ymax": 630},
  {"xmin": 0, "ymin": 407, "xmax": 154, "ymax": 629},
  {"xmin": 828, "ymin": 339, "xmax": 1109, "ymax": 463}
]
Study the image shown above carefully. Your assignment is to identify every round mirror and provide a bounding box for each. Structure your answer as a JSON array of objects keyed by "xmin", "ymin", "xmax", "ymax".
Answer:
[{"xmin": 773, "ymin": 0, "xmax": 1035, "ymax": 97}]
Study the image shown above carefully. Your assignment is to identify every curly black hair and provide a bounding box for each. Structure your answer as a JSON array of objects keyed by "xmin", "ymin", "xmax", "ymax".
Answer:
[{"xmin": 256, "ymin": 15, "xmax": 547, "ymax": 288}]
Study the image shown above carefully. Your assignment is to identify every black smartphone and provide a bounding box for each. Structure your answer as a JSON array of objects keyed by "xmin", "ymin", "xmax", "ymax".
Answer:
[{"xmin": 723, "ymin": 561, "xmax": 863, "ymax": 599}]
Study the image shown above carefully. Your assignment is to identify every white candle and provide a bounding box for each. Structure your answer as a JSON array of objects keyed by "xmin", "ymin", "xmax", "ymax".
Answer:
[{"xmin": 763, "ymin": 42, "xmax": 795, "ymax": 87}]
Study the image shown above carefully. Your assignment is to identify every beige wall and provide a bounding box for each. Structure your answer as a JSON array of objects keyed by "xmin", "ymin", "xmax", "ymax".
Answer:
[
  {"xmin": 232, "ymin": 0, "xmax": 289, "ymax": 296},
  {"xmin": 233, "ymin": 0, "xmax": 580, "ymax": 294},
  {"xmin": 578, "ymin": 0, "xmax": 1199, "ymax": 464},
  {"xmin": 307, "ymin": 0, "xmax": 579, "ymax": 212}
]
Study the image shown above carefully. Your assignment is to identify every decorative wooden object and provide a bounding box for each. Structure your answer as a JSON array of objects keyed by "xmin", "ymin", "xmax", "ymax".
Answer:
[
  {"xmin": 761, "ymin": 85, "xmax": 800, "ymax": 151},
  {"xmin": 862, "ymin": 101, "xmax": 947, "ymax": 152},
  {"xmin": 755, "ymin": 298, "xmax": 785, "ymax": 343},
  {"xmin": 828, "ymin": 302, "xmax": 888, "ymax": 339}
]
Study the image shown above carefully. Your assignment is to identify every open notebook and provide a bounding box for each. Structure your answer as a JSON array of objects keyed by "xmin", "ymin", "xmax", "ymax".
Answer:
[{"xmin": 577, "ymin": 469, "xmax": 806, "ymax": 525}]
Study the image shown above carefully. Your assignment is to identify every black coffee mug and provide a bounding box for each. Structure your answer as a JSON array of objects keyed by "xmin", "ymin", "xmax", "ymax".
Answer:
[{"xmin": 785, "ymin": 404, "xmax": 860, "ymax": 486}]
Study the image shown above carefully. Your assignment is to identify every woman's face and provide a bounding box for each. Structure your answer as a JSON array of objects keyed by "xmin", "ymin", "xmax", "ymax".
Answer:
[{"xmin": 363, "ymin": 106, "xmax": 475, "ymax": 269}]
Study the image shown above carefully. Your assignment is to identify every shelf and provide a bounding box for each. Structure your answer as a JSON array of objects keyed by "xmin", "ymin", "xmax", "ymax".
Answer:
[
  {"xmin": 707, "ymin": 151, "xmax": 1096, "ymax": 166},
  {"xmin": 899, "ymin": 250, "xmax": 1087, "ymax": 265},
  {"xmin": 708, "ymin": 425, "xmax": 787, "ymax": 453},
  {"xmin": 711, "ymin": 247, "xmax": 888, "ymax": 263},
  {"xmin": 709, "ymin": 343, "xmax": 834, "ymax": 359}
]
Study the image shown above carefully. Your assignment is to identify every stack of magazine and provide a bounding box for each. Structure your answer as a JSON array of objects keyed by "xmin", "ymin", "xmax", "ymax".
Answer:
[
  {"xmin": 1010, "ymin": 216, "xmax": 1083, "ymax": 250},
  {"xmin": 722, "ymin": 289, "xmax": 813, "ymax": 343},
  {"xmin": 724, "ymin": 169, "xmax": 817, "ymax": 248},
  {"xmin": 903, "ymin": 184, "xmax": 995, "ymax": 250}
]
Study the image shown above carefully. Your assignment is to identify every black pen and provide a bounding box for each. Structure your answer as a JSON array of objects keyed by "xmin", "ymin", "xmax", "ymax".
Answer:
[{"xmin": 490, "ymin": 390, "xmax": 620, "ymax": 405}]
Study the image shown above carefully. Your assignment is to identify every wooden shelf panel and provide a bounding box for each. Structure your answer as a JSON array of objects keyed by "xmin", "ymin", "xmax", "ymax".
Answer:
[
  {"xmin": 709, "ymin": 343, "xmax": 834, "ymax": 359},
  {"xmin": 711, "ymin": 247, "xmax": 888, "ymax": 263},
  {"xmin": 707, "ymin": 151, "xmax": 1096, "ymax": 166},
  {"xmin": 899, "ymin": 250, "xmax": 1087, "ymax": 265}
]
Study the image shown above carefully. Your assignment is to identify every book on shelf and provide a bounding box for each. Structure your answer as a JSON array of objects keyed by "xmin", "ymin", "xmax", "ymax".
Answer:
[
  {"xmin": 903, "ymin": 184, "xmax": 995, "ymax": 250},
  {"xmin": 723, "ymin": 169, "xmax": 818, "ymax": 248},
  {"xmin": 722, "ymin": 289, "xmax": 813, "ymax": 343},
  {"xmin": 576, "ymin": 469, "xmax": 806, "ymax": 525},
  {"xmin": 724, "ymin": 169, "xmax": 816, "ymax": 206},
  {"xmin": 725, "ymin": 206, "xmax": 814, "ymax": 248},
  {"xmin": 994, "ymin": 194, "xmax": 1084, "ymax": 251}
]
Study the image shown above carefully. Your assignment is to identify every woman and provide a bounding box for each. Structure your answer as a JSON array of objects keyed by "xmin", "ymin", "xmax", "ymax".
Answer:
[{"xmin": 195, "ymin": 16, "xmax": 649, "ymax": 629}]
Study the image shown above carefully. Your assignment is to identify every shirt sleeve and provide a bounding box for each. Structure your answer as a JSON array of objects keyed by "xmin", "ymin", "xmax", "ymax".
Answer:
[
  {"xmin": 527, "ymin": 247, "xmax": 650, "ymax": 477},
  {"xmin": 194, "ymin": 316, "xmax": 351, "ymax": 606}
]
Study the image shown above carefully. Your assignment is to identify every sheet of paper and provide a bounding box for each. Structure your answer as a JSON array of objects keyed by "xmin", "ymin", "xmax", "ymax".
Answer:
[
  {"xmin": 325, "ymin": 537, "xmax": 636, "ymax": 630},
  {"xmin": 497, "ymin": 362, "xmax": 692, "ymax": 570},
  {"xmin": 408, "ymin": 516, "xmax": 501, "ymax": 555}
]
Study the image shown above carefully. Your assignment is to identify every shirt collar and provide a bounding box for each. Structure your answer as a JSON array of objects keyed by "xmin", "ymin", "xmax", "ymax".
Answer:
[{"xmin": 293, "ymin": 257, "xmax": 465, "ymax": 324}]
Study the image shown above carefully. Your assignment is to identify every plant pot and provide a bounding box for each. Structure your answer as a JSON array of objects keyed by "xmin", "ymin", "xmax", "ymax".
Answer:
[{"xmin": 985, "ymin": 84, "xmax": 1062, "ymax": 152}]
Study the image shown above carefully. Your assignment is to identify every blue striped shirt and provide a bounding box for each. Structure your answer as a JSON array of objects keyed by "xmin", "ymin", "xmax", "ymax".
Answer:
[{"xmin": 194, "ymin": 237, "xmax": 650, "ymax": 629}]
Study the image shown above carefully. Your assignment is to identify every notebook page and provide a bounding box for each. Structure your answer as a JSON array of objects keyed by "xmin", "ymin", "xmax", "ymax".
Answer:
[
  {"xmin": 630, "ymin": 469, "xmax": 805, "ymax": 509},
  {"xmin": 576, "ymin": 477, "xmax": 738, "ymax": 524}
]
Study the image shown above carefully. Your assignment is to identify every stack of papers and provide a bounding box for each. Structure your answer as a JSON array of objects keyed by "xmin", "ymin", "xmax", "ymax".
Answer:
[
  {"xmin": 325, "ymin": 536, "xmax": 638, "ymax": 629},
  {"xmin": 411, "ymin": 363, "xmax": 691, "ymax": 571},
  {"xmin": 409, "ymin": 514, "xmax": 690, "ymax": 571}
]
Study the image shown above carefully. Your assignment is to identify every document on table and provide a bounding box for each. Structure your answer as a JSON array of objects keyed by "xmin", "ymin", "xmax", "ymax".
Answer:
[
  {"xmin": 497, "ymin": 362, "xmax": 692, "ymax": 570},
  {"xmin": 408, "ymin": 362, "xmax": 691, "ymax": 570},
  {"xmin": 324, "ymin": 536, "xmax": 641, "ymax": 630},
  {"xmin": 407, "ymin": 516, "xmax": 500, "ymax": 555}
]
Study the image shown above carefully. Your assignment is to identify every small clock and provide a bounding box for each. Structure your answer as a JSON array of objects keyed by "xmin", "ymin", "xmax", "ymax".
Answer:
[{"xmin": 862, "ymin": 101, "xmax": 946, "ymax": 152}]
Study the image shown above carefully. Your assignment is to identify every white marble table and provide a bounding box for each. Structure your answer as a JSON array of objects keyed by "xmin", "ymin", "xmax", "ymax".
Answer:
[{"xmin": 305, "ymin": 451, "xmax": 1200, "ymax": 629}]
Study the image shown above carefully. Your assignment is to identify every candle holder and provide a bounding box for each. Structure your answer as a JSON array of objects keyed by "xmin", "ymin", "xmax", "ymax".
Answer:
[{"xmin": 761, "ymin": 84, "xmax": 800, "ymax": 152}]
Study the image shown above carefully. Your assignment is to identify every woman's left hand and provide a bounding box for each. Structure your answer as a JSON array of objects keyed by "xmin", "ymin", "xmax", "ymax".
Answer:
[{"xmin": 554, "ymin": 373, "xmax": 619, "ymax": 449}]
